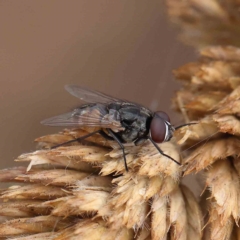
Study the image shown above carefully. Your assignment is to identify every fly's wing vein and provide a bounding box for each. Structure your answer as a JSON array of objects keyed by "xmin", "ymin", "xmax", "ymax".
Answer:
[
  {"xmin": 65, "ymin": 85, "xmax": 122, "ymax": 104},
  {"xmin": 41, "ymin": 104, "xmax": 123, "ymax": 130}
]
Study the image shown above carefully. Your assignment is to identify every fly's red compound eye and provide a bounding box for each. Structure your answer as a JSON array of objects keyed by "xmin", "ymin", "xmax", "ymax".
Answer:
[
  {"xmin": 150, "ymin": 114, "xmax": 167, "ymax": 143},
  {"xmin": 155, "ymin": 111, "xmax": 170, "ymax": 123}
]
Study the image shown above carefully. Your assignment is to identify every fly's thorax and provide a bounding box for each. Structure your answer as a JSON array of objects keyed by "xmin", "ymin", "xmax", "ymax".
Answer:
[
  {"xmin": 107, "ymin": 102, "xmax": 122, "ymax": 111},
  {"xmin": 101, "ymin": 102, "xmax": 152, "ymax": 143},
  {"xmin": 117, "ymin": 108, "xmax": 151, "ymax": 143}
]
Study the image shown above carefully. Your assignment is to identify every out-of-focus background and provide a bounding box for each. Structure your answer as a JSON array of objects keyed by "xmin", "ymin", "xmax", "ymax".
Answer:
[{"xmin": 0, "ymin": 0, "xmax": 195, "ymax": 169}]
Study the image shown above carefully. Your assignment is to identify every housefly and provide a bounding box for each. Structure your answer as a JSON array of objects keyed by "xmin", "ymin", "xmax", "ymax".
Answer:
[{"xmin": 41, "ymin": 85, "xmax": 192, "ymax": 171}]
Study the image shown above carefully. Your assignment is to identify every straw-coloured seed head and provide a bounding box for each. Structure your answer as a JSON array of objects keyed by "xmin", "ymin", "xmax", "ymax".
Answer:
[
  {"xmin": 0, "ymin": 123, "xmax": 201, "ymax": 239},
  {"xmin": 167, "ymin": 0, "xmax": 240, "ymax": 48},
  {"xmin": 173, "ymin": 45, "xmax": 240, "ymax": 239}
]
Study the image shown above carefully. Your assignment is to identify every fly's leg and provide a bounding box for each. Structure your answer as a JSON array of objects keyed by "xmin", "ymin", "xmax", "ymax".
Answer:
[
  {"xmin": 148, "ymin": 137, "xmax": 181, "ymax": 166},
  {"xmin": 175, "ymin": 122, "xmax": 197, "ymax": 130},
  {"xmin": 134, "ymin": 136, "xmax": 148, "ymax": 146},
  {"xmin": 107, "ymin": 129, "xmax": 128, "ymax": 172},
  {"xmin": 135, "ymin": 136, "xmax": 181, "ymax": 165},
  {"xmin": 98, "ymin": 130, "xmax": 114, "ymax": 141},
  {"xmin": 51, "ymin": 129, "xmax": 102, "ymax": 149}
]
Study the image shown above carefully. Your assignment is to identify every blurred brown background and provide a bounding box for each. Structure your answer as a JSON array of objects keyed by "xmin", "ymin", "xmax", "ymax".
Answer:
[{"xmin": 0, "ymin": 0, "xmax": 195, "ymax": 169}]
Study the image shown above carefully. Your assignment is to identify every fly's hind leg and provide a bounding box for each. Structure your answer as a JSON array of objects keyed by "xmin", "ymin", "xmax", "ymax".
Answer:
[
  {"xmin": 51, "ymin": 129, "xmax": 114, "ymax": 149},
  {"xmin": 107, "ymin": 129, "xmax": 128, "ymax": 172},
  {"xmin": 98, "ymin": 130, "xmax": 114, "ymax": 140},
  {"xmin": 51, "ymin": 129, "xmax": 102, "ymax": 149}
]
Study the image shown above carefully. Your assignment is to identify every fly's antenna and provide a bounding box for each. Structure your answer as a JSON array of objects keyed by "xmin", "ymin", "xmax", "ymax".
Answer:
[
  {"xmin": 181, "ymin": 130, "xmax": 220, "ymax": 154},
  {"xmin": 175, "ymin": 122, "xmax": 198, "ymax": 130}
]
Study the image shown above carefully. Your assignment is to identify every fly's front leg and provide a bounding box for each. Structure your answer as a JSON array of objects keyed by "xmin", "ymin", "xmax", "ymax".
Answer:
[
  {"xmin": 107, "ymin": 129, "xmax": 128, "ymax": 172},
  {"xmin": 148, "ymin": 137, "xmax": 181, "ymax": 166}
]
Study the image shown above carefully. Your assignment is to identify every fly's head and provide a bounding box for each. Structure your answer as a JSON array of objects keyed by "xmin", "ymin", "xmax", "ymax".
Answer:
[{"xmin": 150, "ymin": 111, "xmax": 175, "ymax": 143}]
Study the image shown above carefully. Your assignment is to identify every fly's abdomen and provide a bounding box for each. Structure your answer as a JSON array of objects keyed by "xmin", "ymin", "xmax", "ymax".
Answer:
[
  {"xmin": 72, "ymin": 104, "xmax": 106, "ymax": 124},
  {"xmin": 73, "ymin": 103, "xmax": 123, "ymax": 130}
]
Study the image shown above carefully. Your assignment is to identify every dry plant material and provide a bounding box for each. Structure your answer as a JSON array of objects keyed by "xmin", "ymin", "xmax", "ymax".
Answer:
[
  {"xmin": 0, "ymin": 126, "xmax": 201, "ymax": 239},
  {"xmin": 3, "ymin": 1, "xmax": 240, "ymax": 239},
  {"xmin": 166, "ymin": 1, "xmax": 240, "ymax": 48},
  {"xmin": 173, "ymin": 45, "xmax": 240, "ymax": 239}
]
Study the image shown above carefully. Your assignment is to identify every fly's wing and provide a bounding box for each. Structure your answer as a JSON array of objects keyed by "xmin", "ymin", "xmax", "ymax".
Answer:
[
  {"xmin": 41, "ymin": 103, "xmax": 124, "ymax": 130},
  {"xmin": 64, "ymin": 85, "xmax": 121, "ymax": 104},
  {"xmin": 65, "ymin": 85, "xmax": 149, "ymax": 110},
  {"xmin": 42, "ymin": 85, "xmax": 148, "ymax": 130}
]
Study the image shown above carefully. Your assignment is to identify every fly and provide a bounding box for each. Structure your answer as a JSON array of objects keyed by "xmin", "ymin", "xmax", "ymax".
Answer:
[{"xmin": 41, "ymin": 85, "xmax": 194, "ymax": 171}]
